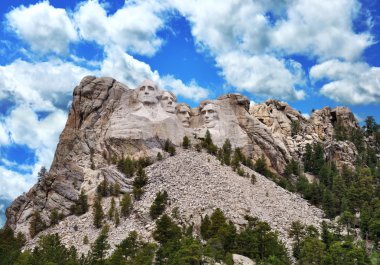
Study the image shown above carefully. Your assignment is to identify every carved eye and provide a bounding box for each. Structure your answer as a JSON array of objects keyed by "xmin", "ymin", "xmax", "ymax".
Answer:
[
  {"xmin": 208, "ymin": 110, "xmax": 215, "ymax": 114},
  {"xmin": 140, "ymin": 87, "xmax": 145, "ymax": 91},
  {"xmin": 162, "ymin": 96, "xmax": 168, "ymax": 100},
  {"xmin": 201, "ymin": 110, "xmax": 206, "ymax": 115},
  {"xmin": 148, "ymin": 86, "xmax": 155, "ymax": 91}
]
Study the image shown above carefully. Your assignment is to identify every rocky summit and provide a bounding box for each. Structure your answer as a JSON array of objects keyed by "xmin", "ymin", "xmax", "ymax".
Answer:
[{"xmin": 4, "ymin": 76, "xmax": 369, "ymax": 253}]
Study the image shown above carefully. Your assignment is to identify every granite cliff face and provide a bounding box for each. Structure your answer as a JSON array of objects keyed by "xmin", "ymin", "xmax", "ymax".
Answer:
[{"xmin": 5, "ymin": 76, "xmax": 364, "ymax": 251}]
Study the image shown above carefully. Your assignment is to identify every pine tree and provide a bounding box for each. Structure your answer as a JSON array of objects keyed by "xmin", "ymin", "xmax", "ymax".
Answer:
[
  {"xmin": 29, "ymin": 211, "xmax": 45, "ymax": 238},
  {"xmin": 288, "ymin": 221, "xmax": 305, "ymax": 259},
  {"xmin": 120, "ymin": 193, "xmax": 133, "ymax": 217},
  {"xmin": 304, "ymin": 143, "xmax": 313, "ymax": 172},
  {"xmin": 114, "ymin": 209, "xmax": 120, "ymax": 227},
  {"xmin": 222, "ymin": 139, "xmax": 232, "ymax": 166},
  {"xmin": 90, "ymin": 225, "xmax": 110, "ymax": 264},
  {"xmin": 50, "ymin": 209, "xmax": 60, "ymax": 226},
  {"xmin": 182, "ymin": 136, "xmax": 190, "ymax": 149},
  {"xmin": 150, "ymin": 191, "xmax": 169, "ymax": 219},
  {"xmin": 108, "ymin": 198, "xmax": 116, "ymax": 220},
  {"xmin": 93, "ymin": 196, "xmax": 104, "ymax": 228},
  {"xmin": 157, "ymin": 152, "xmax": 163, "ymax": 161}
]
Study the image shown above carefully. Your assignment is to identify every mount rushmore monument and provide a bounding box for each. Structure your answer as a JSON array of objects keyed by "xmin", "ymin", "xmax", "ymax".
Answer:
[{"xmin": 6, "ymin": 76, "xmax": 360, "ymax": 246}]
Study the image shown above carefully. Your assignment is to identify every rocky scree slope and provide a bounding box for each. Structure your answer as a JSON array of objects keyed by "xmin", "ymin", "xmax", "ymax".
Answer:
[
  {"xmin": 25, "ymin": 149, "xmax": 324, "ymax": 253},
  {"xmin": 4, "ymin": 76, "xmax": 369, "ymax": 250}
]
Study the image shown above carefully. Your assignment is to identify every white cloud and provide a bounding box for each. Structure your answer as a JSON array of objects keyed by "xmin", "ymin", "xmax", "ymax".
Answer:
[
  {"xmin": 310, "ymin": 60, "xmax": 380, "ymax": 104},
  {"xmin": 216, "ymin": 52, "xmax": 305, "ymax": 100},
  {"xmin": 75, "ymin": 0, "xmax": 166, "ymax": 56},
  {"xmin": 100, "ymin": 46, "xmax": 160, "ymax": 88},
  {"xmin": 0, "ymin": 59, "xmax": 91, "ymax": 111},
  {"xmin": 0, "ymin": 122, "xmax": 9, "ymax": 145},
  {"xmin": 0, "ymin": 166, "xmax": 34, "ymax": 199},
  {"xmin": 6, "ymin": 1, "xmax": 77, "ymax": 54},
  {"xmin": 270, "ymin": 0, "xmax": 372, "ymax": 61},
  {"xmin": 5, "ymin": 105, "xmax": 67, "ymax": 175},
  {"xmin": 160, "ymin": 75, "xmax": 209, "ymax": 101},
  {"xmin": 101, "ymin": 47, "xmax": 209, "ymax": 101}
]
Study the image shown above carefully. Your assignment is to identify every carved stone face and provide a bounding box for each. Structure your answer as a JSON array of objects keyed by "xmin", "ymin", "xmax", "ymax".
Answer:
[
  {"xmin": 161, "ymin": 91, "xmax": 176, "ymax": 113},
  {"xmin": 137, "ymin": 80, "xmax": 159, "ymax": 105},
  {"xmin": 201, "ymin": 103, "xmax": 219, "ymax": 128},
  {"xmin": 176, "ymin": 105, "xmax": 191, "ymax": 127}
]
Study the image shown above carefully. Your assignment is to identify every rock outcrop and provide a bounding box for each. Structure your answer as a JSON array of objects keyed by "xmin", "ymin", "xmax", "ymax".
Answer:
[{"xmin": 5, "ymin": 76, "xmax": 367, "ymax": 253}]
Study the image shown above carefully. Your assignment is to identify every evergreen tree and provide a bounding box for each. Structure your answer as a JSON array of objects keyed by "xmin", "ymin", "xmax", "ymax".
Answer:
[
  {"xmin": 150, "ymin": 191, "xmax": 169, "ymax": 219},
  {"xmin": 157, "ymin": 152, "xmax": 163, "ymax": 161},
  {"xmin": 153, "ymin": 214, "xmax": 182, "ymax": 245},
  {"xmin": 120, "ymin": 193, "xmax": 133, "ymax": 218},
  {"xmin": 89, "ymin": 225, "xmax": 110, "ymax": 265},
  {"xmin": 114, "ymin": 209, "xmax": 120, "ymax": 227},
  {"xmin": 201, "ymin": 215, "xmax": 211, "ymax": 240},
  {"xmin": 108, "ymin": 198, "xmax": 116, "ymax": 221},
  {"xmin": 0, "ymin": 227, "xmax": 25, "ymax": 265},
  {"xmin": 50, "ymin": 209, "xmax": 60, "ymax": 226},
  {"xmin": 222, "ymin": 139, "xmax": 232, "ymax": 166},
  {"xmin": 93, "ymin": 196, "xmax": 104, "ymax": 228},
  {"xmin": 29, "ymin": 211, "xmax": 45, "ymax": 238},
  {"xmin": 288, "ymin": 221, "xmax": 305, "ymax": 259},
  {"xmin": 304, "ymin": 143, "xmax": 313, "ymax": 172},
  {"xmin": 182, "ymin": 136, "xmax": 190, "ymax": 149}
]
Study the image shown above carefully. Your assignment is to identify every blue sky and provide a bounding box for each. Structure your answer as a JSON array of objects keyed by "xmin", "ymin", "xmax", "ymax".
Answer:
[{"xmin": 0, "ymin": 0, "xmax": 379, "ymax": 226}]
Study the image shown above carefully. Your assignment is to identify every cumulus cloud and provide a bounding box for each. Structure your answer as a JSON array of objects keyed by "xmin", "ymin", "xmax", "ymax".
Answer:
[
  {"xmin": 6, "ymin": 1, "xmax": 77, "ymax": 54},
  {"xmin": 270, "ymin": 0, "xmax": 372, "ymax": 61},
  {"xmin": 75, "ymin": 0, "xmax": 166, "ymax": 56},
  {"xmin": 101, "ymin": 47, "xmax": 209, "ymax": 101},
  {"xmin": 5, "ymin": 105, "xmax": 67, "ymax": 175},
  {"xmin": 216, "ymin": 52, "xmax": 305, "ymax": 100},
  {"xmin": 160, "ymin": 75, "xmax": 209, "ymax": 101},
  {"xmin": 0, "ymin": 59, "xmax": 91, "ymax": 111},
  {"xmin": 0, "ymin": 166, "xmax": 34, "ymax": 199},
  {"xmin": 0, "ymin": 122, "xmax": 9, "ymax": 145},
  {"xmin": 310, "ymin": 60, "xmax": 380, "ymax": 105}
]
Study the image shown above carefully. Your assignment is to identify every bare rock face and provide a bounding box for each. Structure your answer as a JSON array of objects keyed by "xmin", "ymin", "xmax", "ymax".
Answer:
[
  {"xmin": 5, "ymin": 77, "xmax": 361, "ymax": 244},
  {"xmin": 250, "ymin": 100, "xmax": 360, "ymax": 169}
]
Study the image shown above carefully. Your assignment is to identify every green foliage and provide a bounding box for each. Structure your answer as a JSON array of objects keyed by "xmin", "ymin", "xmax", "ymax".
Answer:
[
  {"xmin": 182, "ymin": 136, "xmax": 190, "ymax": 149},
  {"xmin": 153, "ymin": 214, "xmax": 182, "ymax": 245},
  {"xmin": 120, "ymin": 193, "xmax": 133, "ymax": 218},
  {"xmin": 202, "ymin": 130, "xmax": 218, "ymax": 155},
  {"xmin": 26, "ymin": 233, "xmax": 79, "ymax": 265},
  {"xmin": 50, "ymin": 209, "xmax": 60, "ymax": 226},
  {"xmin": 133, "ymin": 167, "xmax": 148, "ymax": 200},
  {"xmin": 88, "ymin": 225, "xmax": 110, "ymax": 265},
  {"xmin": 291, "ymin": 120, "xmax": 301, "ymax": 136},
  {"xmin": 29, "ymin": 211, "xmax": 45, "ymax": 238},
  {"xmin": 93, "ymin": 196, "xmax": 104, "ymax": 228},
  {"xmin": 108, "ymin": 198, "xmax": 116, "ymax": 220},
  {"xmin": 70, "ymin": 190, "xmax": 89, "ymax": 216},
  {"xmin": 150, "ymin": 190, "xmax": 169, "ymax": 219},
  {"xmin": 164, "ymin": 139, "xmax": 176, "ymax": 156},
  {"xmin": 283, "ymin": 159, "xmax": 300, "ymax": 178},
  {"xmin": 0, "ymin": 227, "xmax": 25, "ymax": 265},
  {"xmin": 157, "ymin": 152, "xmax": 163, "ymax": 161}
]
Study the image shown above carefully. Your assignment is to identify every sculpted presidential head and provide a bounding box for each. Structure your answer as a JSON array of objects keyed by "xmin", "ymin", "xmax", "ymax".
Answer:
[
  {"xmin": 200, "ymin": 101, "xmax": 219, "ymax": 128},
  {"xmin": 161, "ymin": 91, "xmax": 177, "ymax": 113},
  {"xmin": 136, "ymin": 79, "xmax": 160, "ymax": 105},
  {"xmin": 176, "ymin": 103, "xmax": 191, "ymax": 127}
]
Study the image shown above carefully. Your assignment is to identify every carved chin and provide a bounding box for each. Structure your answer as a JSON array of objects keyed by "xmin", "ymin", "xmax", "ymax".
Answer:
[
  {"xmin": 205, "ymin": 121, "xmax": 216, "ymax": 128},
  {"xmin": 165, "ymin": 106, "xmax": 175, "ymax": 113},
  {"xmin": 182, "ymin": 120, "xmax": 190, "ymax": 127}
]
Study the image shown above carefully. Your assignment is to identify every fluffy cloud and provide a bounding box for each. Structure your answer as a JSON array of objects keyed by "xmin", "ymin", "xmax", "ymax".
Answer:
[
  {"xmin": 5, "ymin": 105, "xmax": 67, "ymax": 175},
  {"xmin": 75, "ymin": 0, "xmax": 165, "ymax": 56},
  {"xmin": 101, "ymin": 47, "xmax": 209, "ymax": 101},
  {"xmin": 169, "ymin": 0, "xmax": 374, "ymax": 100},
  {"xmin": 0, "ymin": 166, "xmax": 34, "ymax": 199},
  {"xmin": 0, "ymin": 59, "xmax": 91, "ymax": 111},
  {"xmin": 100, "ymin": 46, "xmax": 160, "ymax": 88},
  {"xmin": 310, "ymin": 60, "xmax": 380, "ymax": 104},
  {"xmin": 0, "ymin": 122, "xmax": 9, "ymax": 145},
  {"xmin": 216, "ymin": 52, "xmax": 305, "ymax": 100},
  {"xmin": 6, "ymin": 1, "xmax": 77, "ymax": 54},
  {"xmin": 271, "ymin": 0, "xmax": 372, "ymax": 61},
  {"xmin": 160, "ymin": 75, "xmax": 209, "ymax": 101}
]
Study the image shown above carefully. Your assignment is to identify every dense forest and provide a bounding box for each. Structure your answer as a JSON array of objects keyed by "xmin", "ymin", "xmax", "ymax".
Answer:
[{"xmin": 1, "ymin": 116, "xmax": 379, "ymax": 265}]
